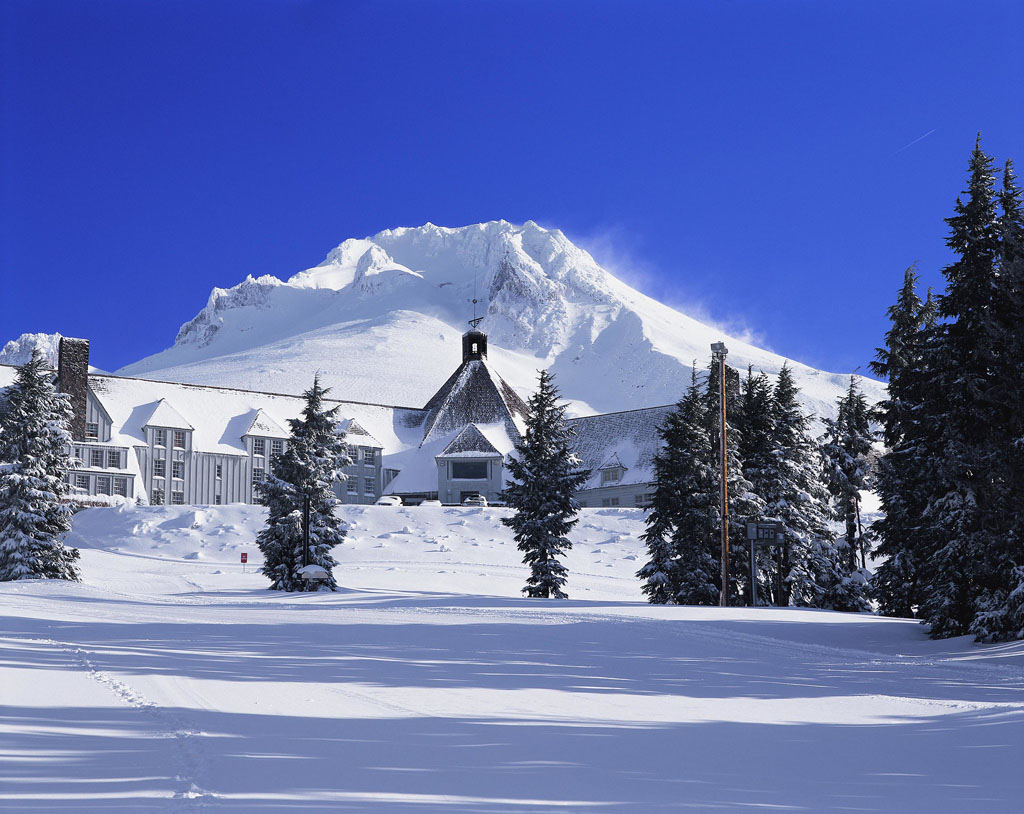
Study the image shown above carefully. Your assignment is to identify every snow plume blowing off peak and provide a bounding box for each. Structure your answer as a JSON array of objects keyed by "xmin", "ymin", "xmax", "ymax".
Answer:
[{"xmin": 115, "ymin": 220, "xmax": 883, "ymax": 417}]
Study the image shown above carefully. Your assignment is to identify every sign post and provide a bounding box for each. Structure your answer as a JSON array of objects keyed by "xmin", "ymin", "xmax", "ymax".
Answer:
[
  {"xmin": 241, "ymin": 551, "xmax": 248, "ymax": 573},
  {"xmin": 744, "ymin": 522, "xmax": 785, "ymax": 607}
]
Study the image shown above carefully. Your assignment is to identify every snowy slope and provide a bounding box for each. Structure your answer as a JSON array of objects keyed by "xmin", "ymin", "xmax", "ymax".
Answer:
[
  {"xmin": 116, "ymin": 221, "xmax": 885, "ymax": 416},
  {"xmin": 2, "ymin": 502, "xmax": 1023, "ymax": 811}
]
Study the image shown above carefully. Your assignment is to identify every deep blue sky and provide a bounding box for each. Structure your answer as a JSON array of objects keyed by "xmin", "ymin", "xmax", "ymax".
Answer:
[{"xmin": 3, "ymin": 1, "xmax": 1022, "ymax": 375}]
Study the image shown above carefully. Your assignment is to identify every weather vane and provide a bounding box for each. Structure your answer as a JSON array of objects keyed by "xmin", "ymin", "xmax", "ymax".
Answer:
[{"xmin": 469, "ymin": 271, "xmax": 483, "ymax": 328}]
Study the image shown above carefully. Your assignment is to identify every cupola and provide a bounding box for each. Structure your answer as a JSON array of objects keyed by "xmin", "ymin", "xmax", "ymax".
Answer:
[{"xmin": 462, "ymin": 329, "xmax": 487, "ymax": 362}]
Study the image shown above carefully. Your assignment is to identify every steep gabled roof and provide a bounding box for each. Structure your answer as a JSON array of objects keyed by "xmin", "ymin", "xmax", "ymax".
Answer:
[
  {"xmin": 242, "ymin": 408, "xmax": 289, "ymax": 439},
  {"xmin": 338, "ymin": 418, "xmax": 384, "ymax": 449},
  {"xmin": 567, "ymin": 404, "xmax": 674, "ymax": 490},
  {"xmin": 420, "ymin": 358, "xmax": 528, "ymax": 446},
  {"xmin": 140, "ymin": 398, "xmax": 193, "ymax": 431},
  {"xmin": 597, "ymin": 451, "xmax": 627, "ymax": 471},
  {"xmin": 437, "ymin": 424, "xmax": 503, "ymax": 458}
]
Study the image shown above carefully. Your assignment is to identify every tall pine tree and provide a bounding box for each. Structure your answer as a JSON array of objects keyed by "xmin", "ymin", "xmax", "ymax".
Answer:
[
  {"xmin": 638, "ymin": 367, "xmax": 719, "ymax": 605},
  {"xmin": 256, "ymin": 376, "xmax": 351, "ymax": 592},
  {"xmin": 706, "ymin": 360, "xmax": 765, "ymax": 604},
  {"xmin": 915, "ymin": 137, "xmax": 1004, "ymax": 637},
  {"xmin": 501, "ymin": 370, "xmax": 590, "ymax": 599},
  {"xmin": 763, "ymin": 365, "xmax": 836, "ymax": 608},
  {"xmin": 869, "ymin": 267, "xmax": 935, "ymax": 617},
  {"xmin": 820, "ymin": 377, "xmax": 873, "ymax": 611},
  {"xmin": 0, "ymin": 351, "xmax": 80, "ymax": 582}
]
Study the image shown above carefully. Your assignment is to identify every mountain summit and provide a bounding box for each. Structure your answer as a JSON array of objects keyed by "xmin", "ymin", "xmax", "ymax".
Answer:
[{"xmin": 117, "ymin": 221, "xmax": 882, "ymax": 416}]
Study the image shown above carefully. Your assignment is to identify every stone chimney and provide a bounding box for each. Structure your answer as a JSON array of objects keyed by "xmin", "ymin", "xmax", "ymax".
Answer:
[
  {"xmin": 462, "ymin": 330, "xmax": 487, "ymax": 362},
  {"xmin": 58, "ymin": 337, "xmax": 89, "ymax": 440}
]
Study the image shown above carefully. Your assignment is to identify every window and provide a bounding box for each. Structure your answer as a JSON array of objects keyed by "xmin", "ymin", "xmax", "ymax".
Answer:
[
  {"xmin": 154, "ymin": 429, "xmax": 166, "ymax": 447},
  {"xmin": 215, "ymin": 495, "xmax": 222, "ymax": 505},
  {"xmin": 173, "ymin": 431, "xmax": 186, "ymax": 449},
  {"xmin": 86, "ymin": 422, "xmax": 99, "ymax": 439},
  {"xmin": 171, "ymin": 491, "xmax": 184, "ymax": 505},
  {"xmin": 96, "ymin": 476, "xmax": 111, "ymax": 495},
  {"xmin": 271, "ymin": 439, "xmax": 283, "ymax": 456},
  {"xmin": 364, "ymin": 477, "xmax": 375, "ymax": 495},
  {"xmin": 153, "ymin": 459, "xmax": 166, "ymax": 478},
  {"xmin": 107, "ymin": 450, "xmax": 120, "ymax": 468},
  {"xmin": 151, "ymin": 488, "xmax": 165, "ymax": 505},
  {"xmin": 252, "ymin": 467, "xmax": 265, "ymax": 485},
  {"xmin": 215, "ymin": 464, "xmax": 223, "ymax": 479},
  {"xmin": 601, "ymin": 469, "xmax": 622, "ymax": 485},
  {"xmin": 75, "ymin": 474, "xmax": 90, "ymax": 491},
  {"xmin": 601, "ymin": 497, "xmax": 620, "ymax": 507},
  {"xmin": 113, "ymin": 478, "xmax": 127, "ymax": 497},
  {"xmin": 91, "ymin": 449, "xmax": 104, "ymax": 468},
  {"xmin": 347, "ymin": 478, "xmax": 357, "ymax": 494},
  {"xmin": 364, "ymin": 448, "xmax": 377, "ymax": 464},
  {"xmin": 451, "ymin": 461, "xmax": 488, "ymax": 479},
  {"xmin": 253, "ymin": 438, "xmax": 265, "ymax": 456},
  {"xmin": 172, "ymin": 461, "xmax": 184, "ymax": 480},
  {"xmin": 579, "ymin": 500, "xmax": 587, "ymax": 508},
  {"xmin": 472, "ymin": 342, "xmax": 478, "ymax": 354}
]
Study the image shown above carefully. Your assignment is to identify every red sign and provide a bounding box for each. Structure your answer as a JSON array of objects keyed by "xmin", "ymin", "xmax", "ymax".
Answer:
[{"xmin": 240, "ymin": 552, "xmax": 248, "ymax": 563}]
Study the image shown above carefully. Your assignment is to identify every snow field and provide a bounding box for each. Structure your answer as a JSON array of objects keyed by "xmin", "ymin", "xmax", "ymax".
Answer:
[{"xmin": 1, "ymin": 503, "xmax": 1023, "ymax": 811}]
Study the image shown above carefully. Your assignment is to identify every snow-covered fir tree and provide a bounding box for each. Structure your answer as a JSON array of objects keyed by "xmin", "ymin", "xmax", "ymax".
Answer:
[
  {"xmin": 869, "ymin": 267, "xmax": 935, "ymax": 617},
  {"xmin": 970, "ymin": 158, "xmax": 1024, "ymax": 639},
  {"xmin": 761, "ymin": 365, "xmax": 836, "ymax": 608},
  {"xmin": 255, "ymin": 376, "xmax": 351, "ymax": 592},
  {"xmin": 501, "ymin": 370, "xmax": 590, "ymax": 599},
  {"xmin": 739, "ymin": 367, "xmax": 779, "ymax": 603},
  {"xmin": 914, "ymin": 138, "xmax": 1005, "ymax": 638},
  {"xmin": 705, "ymin": 360, "xmax": 765, "ymax": 604},
  {"xmin": 820, "ymin": 377, "xmax": 873, "ymax": 612},
  {"xmin": 638, "ymin": 368, "xmax": 719, "ymax": 604},
  {"xmin": 0, "ymin": 351, "xmax": 80, "ymax": 582}
]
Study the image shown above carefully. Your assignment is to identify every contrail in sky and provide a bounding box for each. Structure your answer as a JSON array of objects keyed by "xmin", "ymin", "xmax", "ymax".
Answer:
[{"xmin": 893, "ymin": 128, "xmax": 937, "ymax": 155}]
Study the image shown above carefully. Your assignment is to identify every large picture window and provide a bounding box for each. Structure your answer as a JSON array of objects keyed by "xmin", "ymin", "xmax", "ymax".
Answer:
[{"xmin": 451, "ymin": 461, "xmax": 487, "ymax": 480}]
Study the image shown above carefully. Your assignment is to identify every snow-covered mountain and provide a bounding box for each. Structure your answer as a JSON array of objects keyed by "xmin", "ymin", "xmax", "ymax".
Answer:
[
  {"xmin": 0, "ymin": 332, "xmax": 63, "ymax": 368},
  {"xmin": 108, "ymin": 220, "xmax": 882, "ymax": 416}
]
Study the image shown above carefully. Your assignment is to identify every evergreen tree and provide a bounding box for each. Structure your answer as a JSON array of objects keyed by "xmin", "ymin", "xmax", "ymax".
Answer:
[
  {"xmin": 915, "ymin": 137, "xmax": 1004, "ymax": 637},
  {"xmin": 738, "ymin": 367, "xmax": 778, "ymax": 603},
  {"xmin": 501, "ymin": 370, "xmax": 590, "ymax": 599},
  {"xmin": 638, "ymin": 368, "xmax": 719, "ymax": 604},
  {"xmin": 764, "ymin": 365, "xmax": 836, "ymax": 608},
  {"xmin": 971, "ymin": 159, "xmax": 1024, "ymax": 638},
  {"xmin": 255, "ymin": 376, "xmax": 351, "ymax": 592},
  {"xmin": 820, "ymin": 377, "xmax": 873, "ymax": 611},
  {"xmin": 705, "ymin": 360, "xmax": 765, "ymax": 604},
  {"xmin": 869, "ymin": 267, "xmax": 934, "ymax": 617},
  {"xmin": 0, "ymin": 351, "xmax": 80, "ymax": 582}
]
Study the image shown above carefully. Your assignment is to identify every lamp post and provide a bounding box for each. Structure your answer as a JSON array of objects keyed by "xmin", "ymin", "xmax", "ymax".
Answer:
[
  {"xmin": 302, "ymin": 493, "xmax": 311, "ymax": 568},
  {"xmin": 711, "ymin": 342, "xmax": 729, "ymax": 607}
]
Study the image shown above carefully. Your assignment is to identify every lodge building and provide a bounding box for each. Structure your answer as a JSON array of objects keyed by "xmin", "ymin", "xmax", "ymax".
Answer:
[{"xmin": 0, "ymin": 330, "xmax": 668, "ymax": 509}]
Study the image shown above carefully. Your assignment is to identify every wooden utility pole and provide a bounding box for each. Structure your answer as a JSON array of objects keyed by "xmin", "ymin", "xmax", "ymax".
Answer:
[{"xmin": 711, "ymin": 343, "xmax": 729, "ymax": 607}]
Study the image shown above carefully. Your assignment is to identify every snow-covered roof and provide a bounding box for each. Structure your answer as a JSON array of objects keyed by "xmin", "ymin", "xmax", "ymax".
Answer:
[
  {"xmin": 437, "ymin": 424, "xmax": 503, "ymax": 458},
  {"xmin": 567, "ymin": 405, "xmax": 672, "ymax": 490},
  {"xmin": 140, "ymin": 398, "xmax": 194, "ymax": 431},
  {"xmin": 598, "ymin": 451, "xmax": 627, "ymax": 471},
  {"xmin": 242, "ymin": 408, "xmax": 289, "ymax": 439},
  {"xmin": 420, "ymin": 358, "xmax": 528, "ymax": 445},
  {"xmin": 337, "ymin": 418, "xmax": 384, "ymax": 448},
  {"xmin": 85, "ymin": 373, "xmax": 426, "ymax": 456}
]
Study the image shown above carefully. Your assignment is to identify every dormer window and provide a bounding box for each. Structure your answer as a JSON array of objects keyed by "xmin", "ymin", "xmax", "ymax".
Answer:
[
  {"xmin": 85, "ymin": 422, "xmax": 99, "ymax": 440},
  {"xmin": 601, "ymin": 468, "xmax": 623, "ymax": 484}
]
